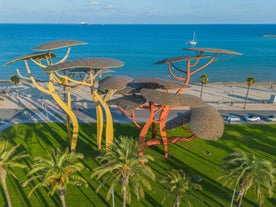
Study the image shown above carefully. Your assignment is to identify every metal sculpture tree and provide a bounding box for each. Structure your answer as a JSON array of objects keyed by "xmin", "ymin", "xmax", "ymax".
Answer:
[
  {"xmin": 105, "ymin": 48, "xmax": 241, "ymax": 157},
  {"xmin": 106, "ymin": 78, "xmax": 223, "ymax": 157},
  {"xmin": 4, "ymin": 40, "xmax": 127, "ymax": 151}
]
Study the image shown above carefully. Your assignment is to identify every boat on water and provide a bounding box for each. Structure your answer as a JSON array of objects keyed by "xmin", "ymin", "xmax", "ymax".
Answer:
[
  {"xmin": 187, "ymin": 31, "xmax": 197, "ymax": 46},
  {"xmin": 80, "ymin": 21, "xmax": 89, "ymax": 25}
]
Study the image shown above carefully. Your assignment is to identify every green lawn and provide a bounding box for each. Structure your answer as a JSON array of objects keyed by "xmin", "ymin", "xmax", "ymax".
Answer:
[{"xmin": 0, "ymin": 123, "xmax": 275, "ymax": 207}]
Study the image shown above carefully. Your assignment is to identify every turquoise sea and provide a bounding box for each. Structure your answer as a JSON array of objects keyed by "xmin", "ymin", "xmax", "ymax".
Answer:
[{"xmin": 0, "ymin": 24, "xmax": 276, "ymax": 82}]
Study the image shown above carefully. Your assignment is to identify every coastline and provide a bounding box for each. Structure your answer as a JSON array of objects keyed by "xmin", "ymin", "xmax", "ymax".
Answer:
[{"xmin": 1, "ymin": 81, "xmax": 275, "ymax": 109}]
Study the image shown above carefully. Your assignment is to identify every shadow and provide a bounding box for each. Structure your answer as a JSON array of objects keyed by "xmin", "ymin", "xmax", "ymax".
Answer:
[{"xmin": 227, "ymin": 93, "xmax": 264, "ymax": 103}]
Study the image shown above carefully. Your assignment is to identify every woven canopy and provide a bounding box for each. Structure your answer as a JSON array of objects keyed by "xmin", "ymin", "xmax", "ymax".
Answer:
[
  {"xmin": 184, "ymin": 48, "xmax": 242, "ymax": 55},
  {"xmin": 44, "ymin": 58, "xmax": 125, "ymax": 73},
  {"xmin": 166, "ymin": 111, "xmax": 191, "ymax": 129},
  {"xmin": 115, "ymin": 83, "xmax": 146, "ymax": 95},
  {"xmin": 140, "ymin": 88, "xmax": 205, "ymax": 107},
  {"xmin": 155, "ymin": 55, "xmax": 210, "ymax": 64},
  {"xmin": 4, "ymin": 52, "xmax": 56, "ymax": 66},
  {"xmin": 133, "ymin": 78, "xmax": 188, "ymax": 90},
  {"xmin": 107, "ymin": 95, "xmax": 146, "ymax": 112},
  {"xmin": 99, "ymin": 76, "xmax": 133, "ymax": 90},
  {"xmin": 189, "ymin": 105, "xmax": 224, "ymax": 140},
  {"xmin": 33, "ymin": 40, "xmax": 87, "ymax": 51},
  {"xmin": 69, "ymin": 68, "xmax": 114, "ymax": 74}
]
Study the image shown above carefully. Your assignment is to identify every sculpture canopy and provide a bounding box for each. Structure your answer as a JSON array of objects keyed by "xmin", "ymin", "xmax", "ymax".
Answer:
[
  {"xmin": 166, "ymin": 105, "xmax": 224, "ymax": 140},
  {"xmin": 133, "ymin": 78, "xmax": 188, "ymax": 90},
  {"xmin": 99, "ymin": 76, "xmax": 133, "ymax": 90},
  {"xmin": 107, "ymin": 95, "xmax": 147, "ymax": 112},
  {"xmin": 155, "ymin": 55, "xmax": 210, "ymax": 64},
  {"xmin": 140, "ymin": 88, "xmax": 205, "ymax": 107},
  {"xmin": 189, "ymin": 105, "xmax": 224, "ymax": 140},
  {"xmin": 44, "ymin": 58, "xmax": 125, "ymax": 73},
  {"xmin": 184, "ymin": 47, "xmax": 242, "ymax": 55},
  {"xmin": 4, "ymin": 52, "xmax": 56, "ymax": 66},
  {"xmin": 33, "ymin": 40, "xmax": 87, "ymax": 51}
]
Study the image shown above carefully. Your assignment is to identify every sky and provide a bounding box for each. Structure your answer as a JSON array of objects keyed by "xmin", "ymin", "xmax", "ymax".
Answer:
[{"xmin": 0, "ymin": 0, "xmax": 275, "ymax": 24}]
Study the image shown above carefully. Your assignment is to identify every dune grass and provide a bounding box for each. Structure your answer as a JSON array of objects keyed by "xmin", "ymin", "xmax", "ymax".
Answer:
[{"xmin": 0, "ymin": 123, "xmax": 275, "ymax": 207}]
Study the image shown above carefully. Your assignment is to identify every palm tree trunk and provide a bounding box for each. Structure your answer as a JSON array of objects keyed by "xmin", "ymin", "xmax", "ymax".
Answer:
[
  {"xmin": 176, "ymin": 199, "xmax": 180, "ymax": 207},
  {"xmin": 16, "ymin": 85, "xmax": 18, "ymax": 97},
  {"xmin": 237, "ymin": 194, "xmax": 243, "ymax": 207},
  {"xmin": 122, "ymin": 186, "xmax": 127, "ymax": 207},
  {"xmin": 200, "ymin": 84, "xmax": 204, "ymax": 98},
  {"xmin": 0, "ymin": 168, "xmax": 13, "ymax": 207},
  {"xmin": 66, "ymin": 115, "xmax": 72, "ymax": 144},
  {"xmin": 58, "ymin": 186, "xmax": 67, "ymax": 207},
  {"xmin": 243, "ymin": 86, "xmax": 250, "ymax": 109}
]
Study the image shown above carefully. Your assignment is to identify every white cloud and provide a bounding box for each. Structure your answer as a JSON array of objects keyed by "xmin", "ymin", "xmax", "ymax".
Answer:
[
  {"xmin": 106, "ymin": 4, "xmax": 113, "ymax": 9},
  {"xmin": 90, "ymin": 1, "xmax": 99, "ymax": 6}
]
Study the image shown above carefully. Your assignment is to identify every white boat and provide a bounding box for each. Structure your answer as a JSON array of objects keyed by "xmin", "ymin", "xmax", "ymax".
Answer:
[
  {"xmin": 187, "ymin": 31, "xmax": 197, "ymax": 46},
  {"xmin": 80, "ymin": 22, "xmax": 89, "ymax": 25}
]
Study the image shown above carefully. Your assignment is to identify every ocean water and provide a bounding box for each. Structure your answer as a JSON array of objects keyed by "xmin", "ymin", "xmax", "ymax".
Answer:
[{"xmin": 0, "ymin": 24, "xmax": 276, "ymax": 83}]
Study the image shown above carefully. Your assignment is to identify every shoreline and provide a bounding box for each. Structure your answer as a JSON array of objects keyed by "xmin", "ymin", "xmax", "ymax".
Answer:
[
  {"xmin": 0, "ymin": 82, "xmax": 276, "ymax": 113},
  {"xmin": 1, "ymin": 80, "xmax": 275, "ymax": 108},
  {"xmin": 0, "ymin": 81, "xmax": 275, "ymax": 124}
]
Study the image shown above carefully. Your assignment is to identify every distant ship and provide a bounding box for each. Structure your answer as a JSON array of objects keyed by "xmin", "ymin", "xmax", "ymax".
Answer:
[
  {"xmin": 80, "ymin": 22, "xmax": 89, "ymax": 25},
  {"xmin": 187, "ymin": 31, "xmax": 197, "ymax": 46}
]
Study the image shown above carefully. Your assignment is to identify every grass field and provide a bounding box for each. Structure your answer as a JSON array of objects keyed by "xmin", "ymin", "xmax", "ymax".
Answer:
[{"xmin": 0, "ymin": 123, "xmax": 275, "ymax": 207}]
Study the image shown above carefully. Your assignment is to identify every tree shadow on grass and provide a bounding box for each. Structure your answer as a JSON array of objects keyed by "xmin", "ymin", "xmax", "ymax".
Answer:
[
  {"xmin": 216, "ymin": 124, "xmax": 276, "ymax": 160},
  {"xmin": 19, "ymin": 123, "xmax": 68, "ymax": 156}
]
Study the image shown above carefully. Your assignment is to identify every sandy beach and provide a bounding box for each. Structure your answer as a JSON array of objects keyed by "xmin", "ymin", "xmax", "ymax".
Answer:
[{"xmin": 0, "ymin": 80, "xmax": 276, "ymax": 124}]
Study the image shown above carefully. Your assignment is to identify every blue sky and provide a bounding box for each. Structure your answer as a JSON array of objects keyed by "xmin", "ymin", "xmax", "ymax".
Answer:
[{"xmin": 0, "ymin": 0, "xmax": 275, "ymax": 24}]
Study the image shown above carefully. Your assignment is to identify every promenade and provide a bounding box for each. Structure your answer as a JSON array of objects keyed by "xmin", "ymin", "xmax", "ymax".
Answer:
[{"xmin": 0, "ymin": 81, "xmax": 275, "ymax": 126}]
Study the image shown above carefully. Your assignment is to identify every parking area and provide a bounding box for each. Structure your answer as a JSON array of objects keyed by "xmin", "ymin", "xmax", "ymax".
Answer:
[{"xmin": 221, "ymin": 110, "xmax": 276, "ymax": 124}]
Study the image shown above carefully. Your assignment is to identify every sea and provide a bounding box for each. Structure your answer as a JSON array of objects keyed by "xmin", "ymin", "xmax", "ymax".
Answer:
[{"xmin": 1, "ymin": 24, "xmax": 276, "ymax": 83}]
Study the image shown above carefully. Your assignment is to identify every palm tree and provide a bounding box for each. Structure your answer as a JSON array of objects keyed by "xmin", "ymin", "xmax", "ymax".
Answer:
[
  {"xmin": 219, "ymin": 151, "xmax": 275, "ymax": 207},
  {"xmin": 23, "ymin": 149, "xmax": 87, "ymax": 207},
  {"xmin": 161, "ymin": 169, "xmax": 202, "ymax": 207},
  {"xmin": 0, "ymin": 141, "xmax": 29, "ymax": 207},
  {"xmin": 199, "ymin": 74, "xmax": 208, "ymax": 98},
  {"xmin": 10, "ymin": 75, "xmax": 20, "ymax": 97},
  {"xmin": 91, "ymin": 136, "xmax": 156, "ymax": 207},
  {"xmin": 243, "ymin": 76, "xmax": 255, "ymax": 109}
]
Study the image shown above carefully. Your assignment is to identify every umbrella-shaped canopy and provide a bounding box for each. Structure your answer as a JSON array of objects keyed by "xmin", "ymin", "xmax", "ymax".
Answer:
[
  {"xmin": 33, "ymin": 40, "xmax": 87, "ymax": 51},
  {"xmin": 107, "ymin": 95, "xmax": 147, "ymax": 112},
  {"xmin": 44, "ymin": 58, "xmax": 125, "ymax": 73},
  {"xmin": 189, "ymin": 105, "xmax": 224, "ymax": 140},
  {"xmin": 166, "ymin": 111, "xmax": 191, "ymax": 129},
  {"xmin": 166, "ymin": 105, "xmax": 224, "ymax": 140},
  {"xmin": 4, "ymin": 52, "xmax": 56, "ymax": 66},
  {"xmin": 155, "ymin": 55, "xmax": 210, "ymax": 64},
  {"xmin": 133, "ymin": 78, "xmax": 188, "ymax": 90},
  {"xmin": 184, "ymin": 47, "xmax": 242, "ymax": 55},
  {"xmin": 68, "ymin": 68, "xmax": 114, "ymax": 74},
  {"xmin": 140, "ymin": 88, "xmax": 205, "ymax": 107},
  {"xmin": 115, "ymin": 83, "xmax": 148, "ymax": 95},
  {"xmin": 99, "ymin": 76, "xmax": 133, "ymax": 91}
]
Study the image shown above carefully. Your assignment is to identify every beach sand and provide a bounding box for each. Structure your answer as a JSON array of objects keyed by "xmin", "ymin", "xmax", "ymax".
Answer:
[{"xmin": 0, "ymin": 81, "xmax": 276, "ymax": 123}]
